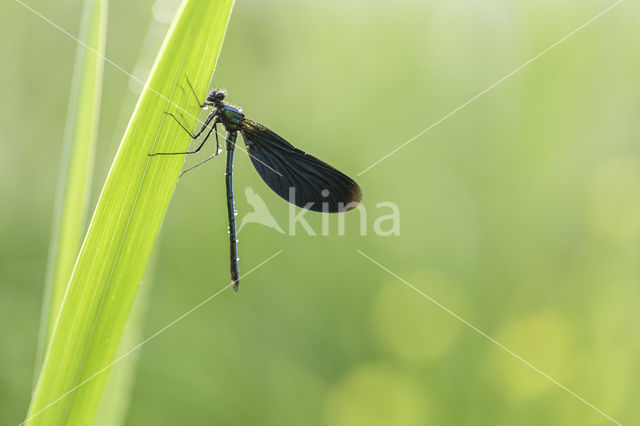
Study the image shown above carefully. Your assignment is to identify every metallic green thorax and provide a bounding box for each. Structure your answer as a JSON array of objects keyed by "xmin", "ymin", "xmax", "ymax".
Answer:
[{"xmin": 219, "ymin": 104, "xmax": 245, "ymax": 132}]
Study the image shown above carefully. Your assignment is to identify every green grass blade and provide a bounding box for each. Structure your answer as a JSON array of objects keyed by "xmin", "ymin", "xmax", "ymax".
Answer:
[
  {"xmin": 93, "ymin": 252, "xmax": 155, "ymax": 426},
  {"xmin": 25, "ymin": 1, "xmax": 235, "ymax": 425},
  {"xmin": 36, "ymin": 0, "xmax": 107, "ymax": 375},
  {"xmin": 92, "ymin": 11, "xmax": 176, "ymax": 425}
]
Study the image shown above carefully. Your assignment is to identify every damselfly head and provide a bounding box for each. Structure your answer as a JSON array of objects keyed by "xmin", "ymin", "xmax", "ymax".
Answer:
[{"xmin": 206, "ymin": 90, "xmax": 226, "ymax": 103}]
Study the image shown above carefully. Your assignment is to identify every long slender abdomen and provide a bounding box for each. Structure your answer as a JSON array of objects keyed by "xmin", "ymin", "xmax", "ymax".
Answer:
[{"xmin": 225, "ymin": 132, "xmax": 240, "ymax": 290}]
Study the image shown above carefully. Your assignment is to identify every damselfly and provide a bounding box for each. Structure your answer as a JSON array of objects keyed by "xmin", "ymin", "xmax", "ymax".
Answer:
[{"xmin": 150, "ymin": 80, "xmax": 362, "ymax": 290}]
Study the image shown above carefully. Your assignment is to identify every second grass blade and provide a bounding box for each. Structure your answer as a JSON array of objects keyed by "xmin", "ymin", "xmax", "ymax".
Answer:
[{"xmin": 37, "ymin": 0, "xmax": 107, "ymax": 378}]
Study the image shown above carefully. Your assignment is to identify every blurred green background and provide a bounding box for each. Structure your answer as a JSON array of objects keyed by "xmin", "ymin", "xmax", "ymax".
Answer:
[{"xmin": 1, "ymin": 0, "xmax": 639, "ymax": 425}]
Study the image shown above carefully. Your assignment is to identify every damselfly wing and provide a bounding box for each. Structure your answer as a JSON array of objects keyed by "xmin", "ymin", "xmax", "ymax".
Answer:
[{"xmin": 240, "ymin": 119, "xmax": 362, "ymax": 213}]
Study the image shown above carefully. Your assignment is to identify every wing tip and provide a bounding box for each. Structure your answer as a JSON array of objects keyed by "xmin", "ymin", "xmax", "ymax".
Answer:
[{"xmin": 340, "ymin": 181, "xmax": 363, "ymax": 212}]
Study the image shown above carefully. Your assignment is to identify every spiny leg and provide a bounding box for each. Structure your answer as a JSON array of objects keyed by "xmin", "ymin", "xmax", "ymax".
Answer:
[
  {"xmin": 185, "ymin": 76, "xmax": 205, "ymax": 108},
  {"xmin": 149, "ymin": 114, "xmax": 218, "ymax": 156},
  {"xmin": 165, "ymin": 110, "xmax": 191, "ymax": 136},
  {"xmin": 164, "ymin": 110, "xmax": 213, "ymax": 139},
  {"xmin": 179, "ymin": 123, "xmax": 223, "ymax": 177},
  {"xmin": 159, "ymin": 75, "xmax": 206, "ymax": 136},
  {"xmin": 214, "ymin": 120, "xmax": 220, "ymax": 153}
]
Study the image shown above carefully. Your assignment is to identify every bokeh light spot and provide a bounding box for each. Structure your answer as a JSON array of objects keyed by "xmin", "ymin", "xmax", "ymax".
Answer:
[
  {"xmin": 325, "ymin": 363, "xmax": 427, "ymax": 426},
  {"xmin": 371, "ymin": 272, "xmax": 467, "ymax": 363},
  {"xmin": 588, "ymin": 157, "xmax": 640, "ymax": 241},
  {"xmin": 491, "ymin": 311, "xmax": 576, "ymax": 400}
]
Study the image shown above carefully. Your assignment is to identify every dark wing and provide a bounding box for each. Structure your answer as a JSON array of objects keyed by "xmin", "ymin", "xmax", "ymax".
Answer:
[{"xmin": 240, "ymin": 119, "xmax": 362, "ymax": 212}]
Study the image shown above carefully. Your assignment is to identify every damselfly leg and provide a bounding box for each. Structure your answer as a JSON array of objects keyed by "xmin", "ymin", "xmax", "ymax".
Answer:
[{"xmin": 149, "ymin": 76, "xmax": 222, "ymax": 157}]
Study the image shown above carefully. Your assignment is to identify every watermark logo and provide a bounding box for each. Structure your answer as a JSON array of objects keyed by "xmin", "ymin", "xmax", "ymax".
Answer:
[
  {"xmin": 238, "ymin": 187, "xmax": 285, "ymax": 234},
  {"xmin": 239, "ymin": 187, "xmax": 399, "ymax": 236}
]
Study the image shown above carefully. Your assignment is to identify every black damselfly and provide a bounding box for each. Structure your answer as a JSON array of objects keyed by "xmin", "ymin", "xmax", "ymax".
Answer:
[{"xmin": 150, "ymin": 80, "xmax": 362, "ymax": 290}]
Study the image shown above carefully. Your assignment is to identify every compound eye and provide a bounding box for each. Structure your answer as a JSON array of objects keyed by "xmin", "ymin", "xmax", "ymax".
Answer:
[{"xmin": 215, "ymin": 91, "xmax": 225, "ymax": 101}]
